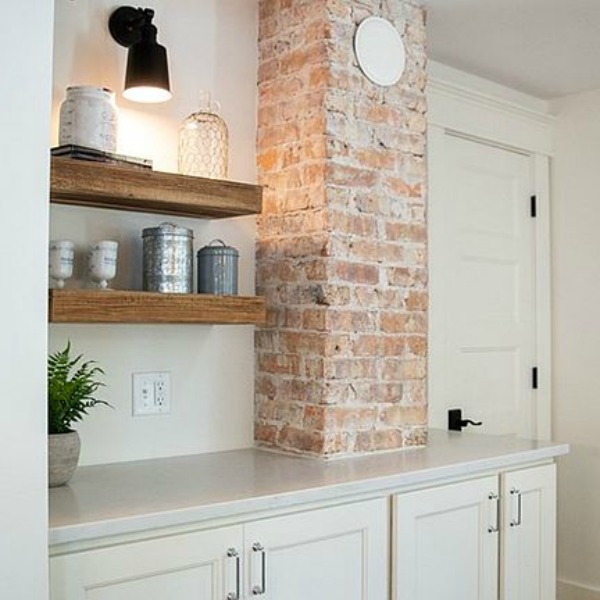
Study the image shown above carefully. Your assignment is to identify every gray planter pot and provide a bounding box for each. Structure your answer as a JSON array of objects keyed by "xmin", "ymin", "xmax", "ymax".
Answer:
[{"xmin": 48, "ymin": 431, "xmax": 81, "ymax": 487}]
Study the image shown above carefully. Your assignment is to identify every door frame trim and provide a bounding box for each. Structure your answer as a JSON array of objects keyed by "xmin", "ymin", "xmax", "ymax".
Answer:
[
  {"xmin": 533, "ymin": 154, "xmax": 552, "ymax": 439},
  {"xmin": 428, "ymin": 60, "xmax": 555, "ymax": 157}
]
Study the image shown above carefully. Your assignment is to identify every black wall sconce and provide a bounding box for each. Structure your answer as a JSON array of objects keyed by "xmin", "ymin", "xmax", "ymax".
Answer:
[{"xmin": 108, "ymin": 6, "xmax": 171, "ymax": 103}]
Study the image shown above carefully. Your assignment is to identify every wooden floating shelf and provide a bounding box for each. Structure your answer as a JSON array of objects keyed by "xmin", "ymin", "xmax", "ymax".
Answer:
[
  {"xmin": 50, "ymin": 157, "xmax": 262, "ymax": 219},
  {"xmin": 49, "ymin": 289, "xmax": 267, "ymax": 325}
]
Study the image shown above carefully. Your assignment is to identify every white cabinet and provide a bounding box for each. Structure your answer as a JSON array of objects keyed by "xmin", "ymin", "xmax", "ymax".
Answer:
[
  {"xmin": 393, "ymin": 476, "xmax": 499, "ymax": 600},
  {"xmin": 49, "ymin": 464, "xmax": 557, "ymax": 600},
  {"xmin": 50, "ymin": 525, "xmax": 243, "ymax": 600},
  {"xmin": 244, "ymin": 498, "xmax": 388, "ymax": 600},
  {"xmin": 393, "ymin": 464, "xmax": 556, "ymax": 600},
  {"xmin": 502, "ymin": 464, "xmax": 556, "ymax": 600},
  {"xmin": 50, "ymin": 499, "xmax": 388, "ymax": 600}
]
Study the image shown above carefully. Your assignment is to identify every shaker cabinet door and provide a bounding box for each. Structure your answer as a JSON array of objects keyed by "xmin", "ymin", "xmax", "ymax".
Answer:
[
  {"xmin": 501, "ymin": 463, "xmax": 556, "ymax": 600},
  {"xmin": 50, "ymin": 525, "xmax": 243, "ymax": 600},
  {"xmin": 393, "ymin": 476, "xmax": 500, "ymax": 600},
  {"xmin": 243, "ymin": 498, "xmax": 389, "ymax": 600}
]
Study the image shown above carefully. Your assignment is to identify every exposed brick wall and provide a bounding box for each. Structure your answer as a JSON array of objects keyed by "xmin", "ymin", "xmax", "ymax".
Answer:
[{"xmin": 256, "ymin": 0, "xmax": 428, "ymax": 457}]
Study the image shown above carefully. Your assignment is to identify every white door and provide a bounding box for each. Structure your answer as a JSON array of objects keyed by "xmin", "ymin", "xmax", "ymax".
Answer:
[
  {"xmin": 243, "ymin": 498, "xmax": 388, "ymax": 600},
  {"xmin": 429, "ymin": 130, "xmax": 538, "ymax": 437},
  {"xmin": 50, "ymin": 525, "xmax": 243, "ymax": 600},
  {"xmin": 393, "ymin": 476, "xmax": 499, "ymax": 600},
  {"xmin": 501, "ymin": 464, "xmax": 556, "ymax": 600}
]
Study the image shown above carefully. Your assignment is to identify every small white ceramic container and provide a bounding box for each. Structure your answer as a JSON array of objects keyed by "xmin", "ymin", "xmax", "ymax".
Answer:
[
  {"xmin": 49, "ymin": 240, "xmax": 74, "ymax": 289},
  {"xmin": 88, "ymin": 241, "xmax": 118, "ymax": 289},
  {"xmin": 59, "ymin": 86, "xmax": 118, "ymax": 153}
]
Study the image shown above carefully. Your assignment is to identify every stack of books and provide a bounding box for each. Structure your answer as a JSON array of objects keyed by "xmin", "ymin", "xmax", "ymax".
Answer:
[{"xmin": 51, "ymin": 145, "xmax": 153, "ymax": 170}]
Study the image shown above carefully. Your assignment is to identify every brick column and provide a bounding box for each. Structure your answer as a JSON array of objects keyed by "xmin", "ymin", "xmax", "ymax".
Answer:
[{"xmin": 255, "ymin": 0, "xmax": 428, "ymax": 457}]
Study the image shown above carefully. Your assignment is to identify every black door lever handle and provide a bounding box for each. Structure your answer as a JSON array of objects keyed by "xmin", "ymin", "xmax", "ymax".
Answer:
[{"xmin": 448, "ymin": 409, "xmax": 483, "ymax": 432}]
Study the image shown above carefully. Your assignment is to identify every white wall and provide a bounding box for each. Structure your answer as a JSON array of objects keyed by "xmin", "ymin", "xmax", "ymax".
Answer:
[
  {"xmin": 552, "ymin": 89, "xmax": 600, "ymax": 599},
  {"xmin": 0, "ymin": 1, "xmax": 53, "ymax": 598},
  {"xmin": 51, "ymin": 0, "xmax": 259, "ymax": 465}
]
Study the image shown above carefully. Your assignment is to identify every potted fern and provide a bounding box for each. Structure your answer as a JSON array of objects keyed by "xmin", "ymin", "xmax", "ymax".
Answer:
[{"xmin": 48, "ymin": 343, "xmax": 109, "ymax": 487}]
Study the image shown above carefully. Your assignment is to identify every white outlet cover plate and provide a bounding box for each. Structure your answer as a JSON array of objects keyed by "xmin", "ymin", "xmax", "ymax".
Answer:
[
  {"xmin": 354, "ymin": 16, "xmax": 406, "ymax": 87},
  {"xmin": 132, "ymin": 372, "xmax": 171, "ymax": 416}
]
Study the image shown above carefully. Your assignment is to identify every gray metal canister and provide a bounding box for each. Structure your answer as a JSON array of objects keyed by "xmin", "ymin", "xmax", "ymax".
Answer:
[
  {"xmin": 197, "ymin": 240, "xmax": 238, "ymax": 295},
  {"xmin": 142, "ymin": 223, "xmax": 194, "ymax": 293}
]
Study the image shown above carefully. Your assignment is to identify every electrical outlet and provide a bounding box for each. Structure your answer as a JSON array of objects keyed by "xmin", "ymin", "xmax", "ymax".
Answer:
[{"xmin": 132, "ymin": 372, "xmax": 171, "ymax": 416}]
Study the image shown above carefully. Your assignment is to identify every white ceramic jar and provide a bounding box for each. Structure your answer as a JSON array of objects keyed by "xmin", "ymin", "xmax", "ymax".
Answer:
[{"xmin": 59, "ymin": 86, "xmax": 118, "ymax": 153}]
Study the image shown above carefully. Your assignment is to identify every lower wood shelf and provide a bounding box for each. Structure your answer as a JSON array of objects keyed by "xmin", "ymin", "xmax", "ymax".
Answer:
[{"xmin": 49, "ymin": 289, "xmax": 267, "ymax": 325}]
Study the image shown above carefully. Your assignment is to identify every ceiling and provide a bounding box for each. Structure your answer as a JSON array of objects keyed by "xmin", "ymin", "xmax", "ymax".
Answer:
[{"xmin": 425, "ymin": 0, "xmax": 600, "ymax": 99}]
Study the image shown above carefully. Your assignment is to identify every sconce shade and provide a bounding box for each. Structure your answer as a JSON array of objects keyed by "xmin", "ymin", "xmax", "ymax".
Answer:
[
  {"xmin": 124, "ymin": 39, "xmax": 171, "ymax": 103},
  {"xmin": 109, "ymin": 6, "xmax": 172, "ymax": 104}
]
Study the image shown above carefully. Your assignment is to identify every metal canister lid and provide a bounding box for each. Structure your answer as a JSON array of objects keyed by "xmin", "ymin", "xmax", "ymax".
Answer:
[
  {"xmin": 197, "ymin": 239, "xmax": 239, "ymax": 257},
  {"xmin": 142, "ymin": 222, "xmax": 194, "ymax": 239}
]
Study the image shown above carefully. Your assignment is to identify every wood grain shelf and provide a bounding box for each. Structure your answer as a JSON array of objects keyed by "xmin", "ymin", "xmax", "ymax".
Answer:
[
  {"xmin": 49, "ymin": 289, "xmax": 267, "ymax": 325},
  {"xmin": 50, "ymin": 157, "xmax": 262, "ymax": 219}
]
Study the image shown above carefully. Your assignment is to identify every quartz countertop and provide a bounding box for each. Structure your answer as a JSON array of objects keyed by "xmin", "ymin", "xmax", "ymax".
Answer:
[{"xmin": 49, "ymin": 430, "xmax": 569, "ymax": 546}]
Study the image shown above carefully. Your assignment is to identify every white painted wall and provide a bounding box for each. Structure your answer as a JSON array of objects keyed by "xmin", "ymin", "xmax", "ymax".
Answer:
[
  {"xmin": 51, "ymin": 0, "xmax": 259, "ymax": 465},
  {"xmin": 0, "ymin": 0, "xmax": 53, "ymax": 597},
  {"xmin": 552, "ymin": 89, "xmax": 600, "ymax": 600}
]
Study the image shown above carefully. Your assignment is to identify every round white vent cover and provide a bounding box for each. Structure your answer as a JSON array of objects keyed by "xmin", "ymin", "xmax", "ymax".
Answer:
[{"xmin": 354, "ymin": 16, "xmax": 406, "ymax": 87}]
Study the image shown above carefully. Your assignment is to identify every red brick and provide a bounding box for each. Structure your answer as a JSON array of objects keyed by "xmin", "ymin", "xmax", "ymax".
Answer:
[
  {"xmin": 353, "ymin": 148, "xmax": 396, "ymax": 171},
  {"xmin": 379, "ymin": 406, "xmax": 427, "ymax": 427},
  {"xmin": 325, "ymin": 358, "xmax": 377, "ymax": 380},
  {"xmin": 255, "ymin": 422, "xmax": 279, "ymax": 445},
  {"xmin": 353, "ymin": 335, "xmax": 383, "ymax": 357},
  {"xmin": 304, "ymin": 404, "xmax": 326, "ymax": 431},
  {"xmin": 405, "ymin": 290, "xmax": 428, "ymax": 311},
  {"xmin": 278, "ymin": 426, "xmax": 325, "ymax": 454},
  {"xmin": 407, "ymin": 335, "xmax": 427, "ymax": 357},
  {"xmin": 333, "ymin": 260, "xmax": 379, "ymax": 285},
  {"xmin": 258, "ymin": 353, "xmax": 301, "ymax": 375},
  {"xmin": 326, "ymin": 164, "xmax": 378, "ymax": 188},
  {"xmin": 302, "ymin": 309, "xmax": 328, "ymax": 331},
  {"xmin": 325, "ymin": 406, "xmax": 378, "ymax": 430},
  {"xmin": 382, "ymin": 312, "xmax": 427, "ymax": 334},
  {"xmin": 385, "ymin": 222, "xmax": 427, "ymax": 243}
]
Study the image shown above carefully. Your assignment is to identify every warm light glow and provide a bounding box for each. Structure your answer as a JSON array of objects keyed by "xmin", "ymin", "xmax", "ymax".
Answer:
[{"xmin": 123, "ymin": 86, "xmax": 172, "ymax": 103}]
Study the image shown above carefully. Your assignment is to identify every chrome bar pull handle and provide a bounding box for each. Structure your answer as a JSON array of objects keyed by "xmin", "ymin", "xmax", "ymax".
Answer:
[
  {"xmin": 251, "ymin": 542, "xmax": 266, "ymax": 596},
  {"xmin": 487, "ymin": 492, "xmax": 500, "ymax": 533},
  {"xmin": 226, "ymin": 548, "xmax": 240, "ymax": 600},
  {"xmin": 510, "ymin": 488, "xmax": 522, "ymax": 527}
]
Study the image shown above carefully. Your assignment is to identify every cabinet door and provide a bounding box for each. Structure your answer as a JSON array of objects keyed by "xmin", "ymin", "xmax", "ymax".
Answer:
[
  {"xmin": 501, "ymin": 463, "xmax": 556, "ymax": 600},
  {"xmin": 393, "ymin": 476, "xmax": 499, "ymax": 600},
  {"xmin": 50, "ymin": 525, "xmax": 243, "ymax": 600},
  {"xmin": 243, "ymin": 498, "xmax": 388, "ymax": 600}
]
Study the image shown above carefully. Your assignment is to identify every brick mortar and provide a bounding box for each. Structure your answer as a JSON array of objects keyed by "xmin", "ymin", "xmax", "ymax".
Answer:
[{"xmin": 256, "ymin": 0, "xmax": 428, "ymax": 457}]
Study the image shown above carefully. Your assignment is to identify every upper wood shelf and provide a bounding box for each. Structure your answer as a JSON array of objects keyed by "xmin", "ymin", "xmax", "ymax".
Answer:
[{"xmin": 50, "ymin": 157, "xmax": 263, "ymax": 219}]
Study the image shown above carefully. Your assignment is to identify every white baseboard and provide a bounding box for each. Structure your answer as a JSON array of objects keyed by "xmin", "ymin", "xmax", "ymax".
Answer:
[{"xmin": 558, "ymin": 579, "xmax": 600, "ymax": 600}]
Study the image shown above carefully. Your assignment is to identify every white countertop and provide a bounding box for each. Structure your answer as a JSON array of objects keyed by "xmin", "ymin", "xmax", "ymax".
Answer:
[{"xmin": 49, "ymin": 430, "xmax": 569, "ymax": 546}]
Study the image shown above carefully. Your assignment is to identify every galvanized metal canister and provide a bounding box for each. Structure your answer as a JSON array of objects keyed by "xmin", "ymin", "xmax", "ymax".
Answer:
[
  {"xmin": 197, "ymin": 239, "xmax": 238, "ymax": 295},
  {"xmin": 142, "ymin": 223, "xmax": 194, "ymax": 293}
]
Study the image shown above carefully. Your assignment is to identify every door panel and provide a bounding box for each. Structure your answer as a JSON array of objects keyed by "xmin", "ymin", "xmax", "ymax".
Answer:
[
  {"xmin": 429, "ymin": 131, "xmax": 537, "ymax": 437},
  {"xmin": 502, "ymin": 464, "xmax": 556, "ymax": 600},
  {"xmin": 244, "ymin": 498, "xmax": 388, "ymax": 600},
  {"xmin": 393, "ymin": 476, "xmax": 499, "ymax": 600}
]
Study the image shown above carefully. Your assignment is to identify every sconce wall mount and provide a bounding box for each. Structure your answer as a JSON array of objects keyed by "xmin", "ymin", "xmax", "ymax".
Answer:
[{"xmin": 109, "ymin": 6, "xmax": 172, "ymax": 103}]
